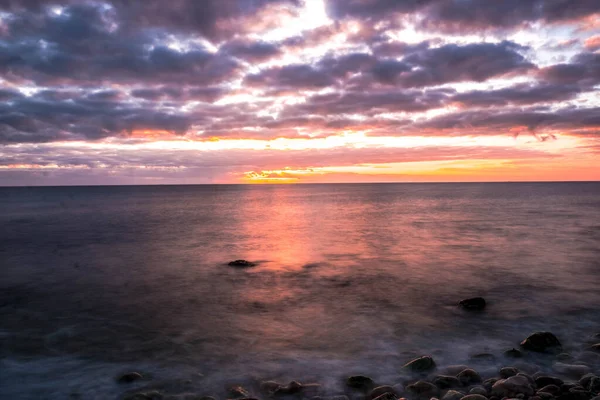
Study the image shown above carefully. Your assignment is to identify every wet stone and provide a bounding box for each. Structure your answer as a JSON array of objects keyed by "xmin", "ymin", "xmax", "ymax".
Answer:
[
  {"xmin": 370, "ymin": 386, "xmax": 397, "ymax": 399},
  {"xmin": 228, "ymin": 260, "xmax": 256, "ymax": 267},
  {"xmin": 403, "ymin": 356, "xmax": 437, "ymax": 373},
  {"xmin": 118, "ymin": 372, "xmax": 144, "ymax": 384},
  {"xmin": 459, "ymin": 297, "xmax": 486, "ymax": 311},
  {"xmin": 500, "ymin": 368, "xmax": 519, "ymax": 379},
  {"xmin": 443, "ymin": 390, "xmax": 466, "ymax": 400},
  {"xmin": 228, "ymin": 386, "xmax": 250, "ymax": 398},
  {"xmin": 537, "ymin": 385, "xmax": 562, "ymax": 396},
  {"xmin": 347, "ymin": 376, "xmax": 374, "ymax": 390},
  {"xmin": 458, "ymin": 369, "xmax": 482, "ymax": 386},
  {"xmin": 434, "ymin": 376, "xmax": 461, "ymax": 389},
  {"xmin": 406, "ymin": 381, "xmax": 439, "ymax": 399},
  {"xmin": 469, "ymin": 386, "xmax": 488, "ymax": 396},
  {"xmin": 460, "ymin": 395, "xmax": 488, "ymax": 400},
  {"xmin": 520, "ymin": 332, "xmax": 562, "ymax": 353},
  {"xmin": 537, "ymin": 377, "xmax": 565, "ymax": 388},
  {"xmin": 504, "ymin": 349, "xmax": 523, "ymax": 359}
]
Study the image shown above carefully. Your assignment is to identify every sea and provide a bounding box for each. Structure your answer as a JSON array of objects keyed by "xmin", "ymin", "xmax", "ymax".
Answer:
[{"xmin": 1, "ymin": 182, "xmax": 599, "ymax": 399}]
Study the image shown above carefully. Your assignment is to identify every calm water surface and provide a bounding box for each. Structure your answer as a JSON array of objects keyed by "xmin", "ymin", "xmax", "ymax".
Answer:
[{"xmin": 1, "ymin": 183, "xmax": 599, "ymax": 399}]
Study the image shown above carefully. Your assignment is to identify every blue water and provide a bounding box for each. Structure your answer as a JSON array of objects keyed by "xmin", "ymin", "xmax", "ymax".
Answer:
[{"xmin": 1, "ymin": 183, "xmax": 599, "ymax": 399}]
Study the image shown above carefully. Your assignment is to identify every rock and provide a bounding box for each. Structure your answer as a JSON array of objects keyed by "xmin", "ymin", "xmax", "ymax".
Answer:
[
  {"xmin": 406, "ymin": 381, "xmax": 438, "ymax": 399},
  {"xmin": 459, "ymin": 297, "xmax": 486, "ymax": 311},
  {"xmin": 537, "ymin": 377, "xmax": 565, "ymax": 388},
  {"xmin": 434, "ymin": 376, "xmax": 461, "ymax": 389},
  {"xmin": 561, "ymin": 384, "xmax": 578, "ymax": 393},
  {"xmin": 443, "ymin": 390, "xmax": 465, "ymax": 400},
  {"xmin": 591, "ymin": 397, "xmax": 600, "ymax": 400},
  {"xmin": 347, "ymin": 376, "xmax": 374, "ymax": 390},
  {"xmin": 260, "ymin": 381, "xmax": 281, "ymax": 395},
  {"xmin": 274, "ymin": 382, "xmax": 303, "ymax": 396},
  {"xmin": 491, "ymin": 376, "xmax": 534, "ymax": 397},
  {"xmin": 553, "ymin": 363, "xmax": 591, "ymax": 378},
  {"xmin": 556, "ymin": 393, "xmax": 589, "ymax": 400},
  {"xmin": 483, "ymin": 379, "xmax": 499, "ymax": 393},
  {"xmin": 530, "ymin": 397, "xmax": 542, "ymax": 400},
  {"xmin": 589, "ymin": 377, "xmax": 600, "ymax": 394},
  {"xmin": 228, "ymin": 387, "xmax": 250, "ymax": 398},
  {"xmin": 122, "ymin": 390, "xmax": 163, "ymax": 400},
  {"xmin": 457, "ymin": 369, "xmax": 482, "ymax": 386},
  {"xmin": 469, "ymin": 386, "xmax": 487, "ymax": 396},
  {"xmin": 370, "ymin": 386, "xmax": 397, "ymax": 399},
  {"xmin": 538, "ymin": 385, "xmax": 562, "ymax": 396},
  {"xmin": 118, "ymin": 372, "xmax": 144, "ymax": 384},
  {"xmin": 372, "ymin": 393, "xmax": 397, "ymax": 400},
  {"xmin": 312, "ymin": 396, "xmax": 350, "ymax": 400},
  {"xmin": 228, "ymin": 260, "xmax": 255, "ymax": 267},
  {"xmin": 403, "ymin": 356, "xmax": 437, "ymax": 373},
  {"xmin": 520, "ymin": 332, "xmax": 562, "ymax": 353},
  {"xmin": 445, "ymin": 366, "xmax": 471, "ymax": 376},
  {"xmin": 515, "ymin": 373, "xmax": 534, "ymax": 386},
  {"xmin": 500, "ymin": 368, "xmax": 519, "ymax": 379},
  {"xmin": 536, "ymin": 393, "xmax": 555, "ymax": 400},
  {"xmin": 589, "ymin": 344, "xmax": 600, "ymax": 353},
  {"xmin": 580, "ymin": 375, "xmax": 597, "ymax": 390},
  {"xmin": 504, "ymin": 349, "xmax": 523, "ymax": 359},
  {"xmin": 460, "ymin": 395, "xmax": 487, "ymax": 400}
]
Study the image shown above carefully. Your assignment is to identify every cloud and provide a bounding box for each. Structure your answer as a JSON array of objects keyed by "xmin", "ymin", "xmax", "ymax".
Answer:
[{"xmin": 538, "ymin": 52, "xmax": 600, "ymax": 86}]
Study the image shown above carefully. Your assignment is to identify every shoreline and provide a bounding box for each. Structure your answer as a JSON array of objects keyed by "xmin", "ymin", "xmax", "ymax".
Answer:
[{"xmin": 114, "ymin": 331, "xmax": 600, "ymax": 400}]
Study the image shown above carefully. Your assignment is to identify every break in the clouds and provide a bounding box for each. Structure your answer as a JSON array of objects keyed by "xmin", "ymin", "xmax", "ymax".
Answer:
[{"xmin": 0, "ymin": 0, "xmax": 599, "ymax": 184}]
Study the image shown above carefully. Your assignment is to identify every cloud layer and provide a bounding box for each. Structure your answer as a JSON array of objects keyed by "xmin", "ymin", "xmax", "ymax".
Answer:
[{"xmin": 0, "ymin": 0, "xmax": 599, "ymax": 184}]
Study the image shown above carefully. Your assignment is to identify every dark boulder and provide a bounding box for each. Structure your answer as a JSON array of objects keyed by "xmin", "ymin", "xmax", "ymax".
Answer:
[
  {"xmin": 459, "ymin": 297, "xmax": 486, "ymax": 311},
  {"xmin": 504, "ymin": 348, "xmax": 523, "ymax": 358},
  {"xmin": 403, "ymin": 356, "xmax": 436, "ymax": 373},
  {"xmin": 442, "ymin": 390, "xmax": 465, "ymax": 400},
  {"xmin": 589, "ymin": 344, "xmax": 600, "ymax": 353},
  {"xmin": 459, "ymin": 395, "xmax": 488, "ymax": 400},
  {"xmin": 537, "ymin": 377, "xmax": 565, "ymax": 388},
  {"xmin": 117, "ymin": 372, "xmax": 144, "ymax": 384},
  {"xmin": 521, "ymin": 332, "xmax": 562, "ymax": 353},
  {"xmin": 228, "ymin": 260, "xmax": 256, "ymax": 267},
  {"xmin": 369, "ymin": 386, "xmax": 397, "ymax": 399},
  {"xmin": 347, "ymin": 376, "xmax": 374, "ymax": 390},
  {"xmin": 406, "ymin": 381, "xmax": 439, "ymax": 398},
  {"xmin": 274, "ymin": 381, "xmax": 303, "ymax": 396},
  {"xmin": 556, "ymin": 392, "xmax": 590, "ymax": 400},
  {"xmin": 372, "ymin": 393, "xmax": 396, "ymax": 400},
  {"xmin": 434, "ymin": 375, "xmax": 461, "ymax": 389},
  {"xmin": 457, "ymin": 369, "xmax": 482, "ymax": 386},
  {"xmin": 500, "ymin": 367, "xmax": 519, "ymax": 379},
  {"xmin": 538, "ymin": 385, "xmax": 562, "ymax": 396}
]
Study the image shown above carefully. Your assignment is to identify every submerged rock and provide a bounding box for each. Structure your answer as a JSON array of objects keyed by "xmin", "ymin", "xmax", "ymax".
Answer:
[
  {"xmin": 553, "ymin": 363, "xmax": 591, "ymax": 378},
  {"xmin": 117, "ymin": 372, "xmax": 144, "ymax": 384},
  {"xmin": 537, "ymin": 385, "xmax": 562, "ymax": 396},
  {"xmin": 470, "ymin": 353, "xmax": 496, "ymax": 362},
  {"xmin": 460, "ymin": 395, "xmax": 487, "ymax": 400},
  {"xmin": 274, "ymin": 381, "xmax": 303, "ymax": 396},
  {"xmin": 122, "ymin": 390, "xmax": 162, "ymax": 400},
  {"xmin": 228, "ymin": 260, "xmax": 256, "ymax": 267},
  {"xmin": 260, "ymin": 381, "xmax": 281, "ymax": 395},
  {"xmin": 459, "ymin": 297, "xmax": 486, "ymax": 311},
  {"xmin": 433, "ymin": 375, "xmax": 461, "ymax": 389},
  {"xmin": 500, "ymin": 368, "xmax": 519, "ymax": 379},
  {"xmin": 491, "ymin": 375, "xmax": 534, "ymax": 397},
  {"xmin": 457, "ymin": 369, "xmax": 482, "ymax": 386},
  {"xmin": 520, "ymin": 332, "xmax": 562, "ymax": 353},
  {"xmin": 370, "ymin": 385, "xmax": 397, "ymax": 399},
  {"xmin": 469, "ymin": 386, "xmax": 487, "ymax": 396},
  {"xmin": 403, "ymin": 356, "xmax": 436, "ymax": 373},
  {"xmin": 371, "ymin": 393, "xmax": 396, "ymax": 400},
  {"xmin": 228, "ymin": 386, "xmax": 251, "ymax": 398},
  {"xmin": 442, "ymin": 390, "xmax": 465, "ymax": 400},
  {"xmin": 347, "ymin": 375, "xmax": 374, "ymax": 390},
  {"xmin": 536, "ymin": 376, "xmax": 564, "ymax": 388},
  {"xmin": 406, "ymin": 381, "xmax": 439, "ymax": 398},
  {"xmin": 589, "ymin": 344, "xmax": 600, "ymax": 353},
  {"xmin": 504, "ymin": 349, "xmax": 523, "ymax": 358}
]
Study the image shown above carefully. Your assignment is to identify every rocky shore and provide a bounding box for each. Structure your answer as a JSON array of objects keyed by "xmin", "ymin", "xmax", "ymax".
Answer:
[{"xmin": 116, "ymin": 330, "xmax": 600, "ymax": 400}]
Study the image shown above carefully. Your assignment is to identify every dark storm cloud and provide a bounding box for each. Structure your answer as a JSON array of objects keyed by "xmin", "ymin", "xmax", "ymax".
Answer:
[
  {"xmin": 130, "ymin": 87, "xmax": 226, "ymax": 103},
  {"xmin": 420, "ymin": 107, "xmax": 600, "ymax": 135},
  {"xmin": 245, "ymin": 64, "xmax": 337, "ymax": 89},
  {"xmin": 283, "ymin": 88, "xmax": 450, "ymax": 117},
  {"xmin": 325, "ymin": 0, "xmax": 600, "ymax": 32},
  {"xmin": 451, "ymin": 84, "xmax": 584, "ymax": 107},
  {"xmin": 0, "ymin": 91, "xmax": 195, "ymax": 144},
  {"xmin": 538, "ymin": 52, "xmax": 600, "ymax": 86},
  {"xmin": 220, "ymin": 39, "xmax": 282, "ymax": 62},
  {"xmin": 0, "ymin": 3, "xmax": 241, "ymax": 85}
]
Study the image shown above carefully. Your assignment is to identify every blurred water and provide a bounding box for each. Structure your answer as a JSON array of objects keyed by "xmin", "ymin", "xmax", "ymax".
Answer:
[{"xmin": 1, "ymin": 182, "xmax": 599, "ymax": 399}]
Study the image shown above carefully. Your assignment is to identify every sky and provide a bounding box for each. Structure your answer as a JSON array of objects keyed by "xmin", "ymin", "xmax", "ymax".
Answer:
[{"xmin": 0, "ymin": 0, "xmax": 599, "ymax": 185}]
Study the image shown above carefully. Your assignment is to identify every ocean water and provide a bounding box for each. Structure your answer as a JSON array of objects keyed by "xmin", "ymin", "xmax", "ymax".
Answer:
[{"xmin": 1, "ymin": 182, "xmax": 599, "ymax": 399}]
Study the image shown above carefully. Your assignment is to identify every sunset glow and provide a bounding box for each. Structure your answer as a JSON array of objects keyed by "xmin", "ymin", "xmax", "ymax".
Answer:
[{"xmin": 1, "ymin": 0, "xmax": 599, "ymax": 185}]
